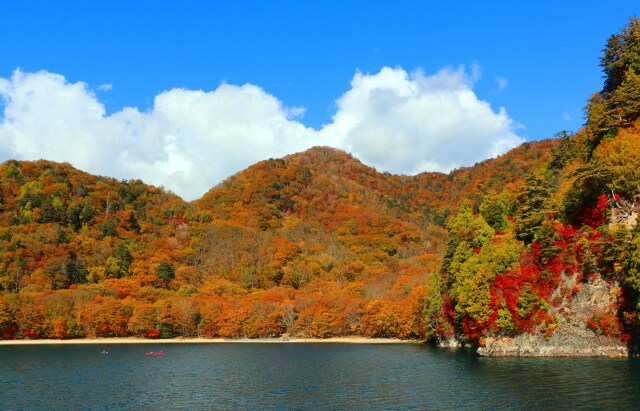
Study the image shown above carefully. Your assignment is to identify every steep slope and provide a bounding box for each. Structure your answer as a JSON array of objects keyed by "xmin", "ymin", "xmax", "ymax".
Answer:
[{"xmin": 424, "ymin": 17, "xmax": 640, "ymax": 356}]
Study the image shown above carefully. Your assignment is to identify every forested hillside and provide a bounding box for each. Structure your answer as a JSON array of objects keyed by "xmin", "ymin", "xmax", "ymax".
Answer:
[
  {"xmin": 1, "ymin": 18, "xmax": 640, "ymax": 353},
  {"xmin": 0, "ymin": 137, "xmax": 550, "ymax": 340},
  {"xmin": 426, "ymin": 17, "xmax": 640, "ymax": 353}
]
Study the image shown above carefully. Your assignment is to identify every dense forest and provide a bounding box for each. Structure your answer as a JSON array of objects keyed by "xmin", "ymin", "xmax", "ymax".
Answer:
[{"xmin": 1, "ymin": 18, "xmax": 640, "ymax": 350}]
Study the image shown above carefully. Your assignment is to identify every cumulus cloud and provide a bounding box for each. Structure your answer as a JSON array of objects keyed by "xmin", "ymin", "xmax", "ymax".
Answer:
[
  {"xmin": 0, "ymin": 70, "xmax": 318, "ymax": 200},
  {"xmin": 0, "ymin": 67, "xmax": 524, "ymax": 200},
  {"xmin": 321, "ymin": 66, "xmax": 523, "ymax": 174}
]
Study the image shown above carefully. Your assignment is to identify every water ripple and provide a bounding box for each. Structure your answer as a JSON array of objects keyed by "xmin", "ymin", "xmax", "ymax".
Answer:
[{"xmin": 1, "ymin": 343, "xmax": 639, "ymax": 410}]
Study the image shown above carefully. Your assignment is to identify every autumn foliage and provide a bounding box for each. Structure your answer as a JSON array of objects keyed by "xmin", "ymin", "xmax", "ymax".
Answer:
[{"xmin": 3, "ymin": 18, "xmax": 640, "ymax": 347}]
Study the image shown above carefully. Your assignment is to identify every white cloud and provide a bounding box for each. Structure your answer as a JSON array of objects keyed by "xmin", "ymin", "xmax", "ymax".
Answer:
[
  {"xmin": 321, "ymin": 66, "xmax": 524, "ymax": 174},
  {"xmin": 0, "ymin": 70, "xmax": 318, "ymax": 200},
  {"xmin": 0, "ymin": 67, "xmax": 524, "ymax": 201},
  {"xmin": 98, "ymin": 83, "xmax": 113, "ymax": 91}
]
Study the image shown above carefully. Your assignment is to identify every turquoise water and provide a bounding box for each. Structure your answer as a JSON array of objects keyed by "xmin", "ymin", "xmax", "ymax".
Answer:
[{"xmin": 1, "ymin": 343, "xmax": 639, "ymax": 410}]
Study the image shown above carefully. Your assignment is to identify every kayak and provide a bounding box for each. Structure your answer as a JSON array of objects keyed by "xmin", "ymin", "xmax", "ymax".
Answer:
[{"xmin": 145, "ymin": 351, "xmax": 166, "ymax": 356}]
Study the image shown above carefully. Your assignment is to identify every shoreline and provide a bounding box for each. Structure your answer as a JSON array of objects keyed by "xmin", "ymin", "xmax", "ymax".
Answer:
[{"xmin": 0, "ymin": 336, "xmax": 422, "ymax": 345}]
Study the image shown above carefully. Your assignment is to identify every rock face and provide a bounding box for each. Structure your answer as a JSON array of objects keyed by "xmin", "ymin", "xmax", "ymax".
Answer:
[
  {"xmin": 477, "ymin": 273, "xmax": 629, "ymax": 357},
  {"xmin": 478, "ymin": 328, "xmax": 628, "ymax": 357}
]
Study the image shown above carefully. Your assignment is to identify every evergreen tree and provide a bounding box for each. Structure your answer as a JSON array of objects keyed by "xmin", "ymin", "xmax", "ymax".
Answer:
[
  {"xmin": 480, "ymin": 190, "xmax": 511, "ymax": 232},
  {"xmin": 515, "ymin": 173, "xmax": 555, "ymax": 244},
  {"xmin": 112, "ymin": 240, "xmax": 133, "ymax": 278},
  {"xmin": 549, "ymin": 130, "xmax": 580, "ymax": 170},
  {"xmin": 586, "ymin": 17, "xmax": 640, "ymax": 151},
  {"xmin": 156, "ymin": 259, "xmax": 175, "ymax": 284}
]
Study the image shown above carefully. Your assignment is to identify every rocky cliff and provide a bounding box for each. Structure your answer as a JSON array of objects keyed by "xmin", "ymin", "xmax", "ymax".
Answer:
[{"xmin": 478, "ymin": 274, "xmax": 629, "ymax": 357}]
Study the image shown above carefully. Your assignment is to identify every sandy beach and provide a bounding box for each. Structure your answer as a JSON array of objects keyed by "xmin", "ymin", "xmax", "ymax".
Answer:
[{"xmin": 0, "ymin": 336, "xmax": 422, "ymax": 345}]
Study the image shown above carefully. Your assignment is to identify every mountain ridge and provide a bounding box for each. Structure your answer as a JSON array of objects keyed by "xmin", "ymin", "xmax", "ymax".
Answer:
[{"xmin": 0, "ymin": 135, "xmax": 556, "ymax": 342}]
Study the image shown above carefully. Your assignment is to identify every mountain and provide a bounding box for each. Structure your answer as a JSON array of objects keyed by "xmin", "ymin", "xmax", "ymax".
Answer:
[
  {"xmin": 0, "ymin": 130, "xmax": 633, "ymax": 350},
  {"xmin": 2, "ymin": 18, "xmax": 640, "ymax": 355},
  {"xmin": 0, "ymin": 138, "xmax": 550, "ymax": 341}
]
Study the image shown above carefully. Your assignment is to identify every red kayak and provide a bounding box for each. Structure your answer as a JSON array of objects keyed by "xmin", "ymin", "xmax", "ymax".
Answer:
[{"xmin": 145, "ymin": 351, "xmax": 166, "ymax": 356}]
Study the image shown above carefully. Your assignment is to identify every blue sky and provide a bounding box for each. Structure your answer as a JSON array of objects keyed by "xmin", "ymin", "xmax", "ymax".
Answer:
[{"xmin": 0, "ymin": 1, "xmax": 637, "ymax": 200}]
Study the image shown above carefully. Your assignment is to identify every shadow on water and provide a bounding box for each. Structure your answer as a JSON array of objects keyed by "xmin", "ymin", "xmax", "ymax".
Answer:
[{"xmin": 1, "ymin": 343, "xmax": 639, "ymax": 410}]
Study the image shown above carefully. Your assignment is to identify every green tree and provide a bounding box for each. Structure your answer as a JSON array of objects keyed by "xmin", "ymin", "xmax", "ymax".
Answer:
[
  {"xmin": 156, "ymin": 260, "xmax": 175, "ymax": 284},
  {"xmin": 601, "ymin": 17, "xmax": 640, "ymax": 94},
  {"xmin": 624, "ymin": 229, "xmax": 640, "ymax": 311},
  {"xmin": 424, "ymin": 272, "xmax": 447, "ymax": 339},
  {"xmin": 425, "ymin": 203, "xmax": 501, "ymax": 342},
  {"xmin": 451, "ymin": 237, "xmax": 520, "ymax": 325},
  {"xmin": 515, "ymin": 173, "xmax": 555, "ymax": 244},
  {"xmin": 109, "ymin": 240, "xmax": 133, "ymax": 278},
  {"xmin": 586, "ymin": 17, "xmax": 640, "ymax": 150},
  {"xmin": 442, "ymin": 202, "xmax": 493, "ymax": 273},
  {"xmin": 549, "ymin": 130, "xmax": 581, "ymax": 170},
  {"xmin": 480, "ymin": 190, "xmax": 512, "ymax": 232}
]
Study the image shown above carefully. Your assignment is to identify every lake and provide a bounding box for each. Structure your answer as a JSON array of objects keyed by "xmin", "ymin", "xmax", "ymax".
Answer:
[{"xmin": 1, "ymin": 343, "xmax": 639, "ymax": 410}]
